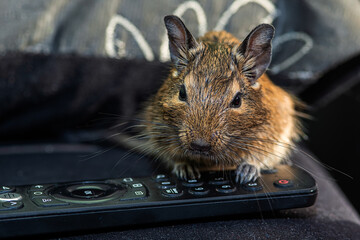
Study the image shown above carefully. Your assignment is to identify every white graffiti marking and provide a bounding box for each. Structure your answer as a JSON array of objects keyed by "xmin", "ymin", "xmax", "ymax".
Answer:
[
  {"xmin": 214, "ymin": 0, "xmax": 276, "ymax": 31},
  {"xmin": 105, "ymin": 0, "xmax": 314, "ymax": 75},
  {"xmin": 271, "ymin": 32, "xmax": 313, "ymax": 74},
  {"xmin": 105, "ymin": 14, "xmax": 154, "ymax": 61}
]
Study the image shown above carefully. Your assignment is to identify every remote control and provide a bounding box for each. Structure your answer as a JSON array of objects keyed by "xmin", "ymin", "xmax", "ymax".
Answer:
[{"xmin": 0, "ymin": 165, "xmax": 317, "ymax": 238}]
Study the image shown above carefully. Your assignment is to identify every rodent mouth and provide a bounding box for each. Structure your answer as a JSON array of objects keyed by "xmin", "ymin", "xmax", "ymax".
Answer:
[{"xmin": 187, "ymin": 149, "xmax": 211, "ymax": 157}]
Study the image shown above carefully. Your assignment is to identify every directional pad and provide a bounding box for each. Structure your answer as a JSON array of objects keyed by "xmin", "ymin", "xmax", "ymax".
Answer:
[{"xmin": 50, "ymin": 182, "xmax": 128, "ymax": 204}]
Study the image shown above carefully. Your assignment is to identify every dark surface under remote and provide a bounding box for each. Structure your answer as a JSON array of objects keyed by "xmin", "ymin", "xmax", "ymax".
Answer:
[{"xmin": 0, "ymin": 151, "xmax": 317, "ymax": 239}]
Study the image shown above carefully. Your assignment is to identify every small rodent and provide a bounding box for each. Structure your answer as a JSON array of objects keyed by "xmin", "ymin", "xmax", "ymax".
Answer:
[{"xmin": 141, "ymin": 15, "xmax": 303, "ymax": 183}]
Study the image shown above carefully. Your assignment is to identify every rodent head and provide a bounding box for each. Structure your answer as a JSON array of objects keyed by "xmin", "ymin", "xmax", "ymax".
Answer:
[{"xmin": 146, "ymin": 16, "xmax": 276, "ymax": 166}]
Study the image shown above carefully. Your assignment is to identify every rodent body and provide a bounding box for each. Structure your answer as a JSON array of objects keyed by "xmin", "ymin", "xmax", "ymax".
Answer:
[{"xmin": 142, "ymin": 16, "xmax": 302, "ymax": 183}]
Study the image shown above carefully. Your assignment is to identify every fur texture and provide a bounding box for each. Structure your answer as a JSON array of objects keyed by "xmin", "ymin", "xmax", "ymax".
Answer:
[{"xmin": 141, "ymin": 16, "xmax": 303, "ymax": 182}]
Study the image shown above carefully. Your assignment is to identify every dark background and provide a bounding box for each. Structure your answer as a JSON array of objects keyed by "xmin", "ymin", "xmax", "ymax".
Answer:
[{"xmin": 300, "ymin": 54, "xmax": 360, "ymax": 212}]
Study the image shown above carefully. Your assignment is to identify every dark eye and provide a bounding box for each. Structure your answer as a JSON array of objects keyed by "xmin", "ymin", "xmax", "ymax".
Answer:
[
  {"xmin": 179, "ymin": 84, "xmax": 187, "ymax": 101},
  {"xmin": 230, "ymin": 92, "xmax": 242, "ymax": 108}
]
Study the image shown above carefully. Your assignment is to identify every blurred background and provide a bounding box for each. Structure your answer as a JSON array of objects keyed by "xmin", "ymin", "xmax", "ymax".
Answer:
[{"xmin": 0, "ymin": 0, "xmax": 359, "ymax": 213}]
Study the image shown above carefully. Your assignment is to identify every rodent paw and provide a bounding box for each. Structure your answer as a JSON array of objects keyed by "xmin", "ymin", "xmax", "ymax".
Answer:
[
  {"xmin": 173, "ymin": 162, "xmax": 201, "ymax": 180},
  {"xmin": 235, "ymin": 162, "xmax": 260, "ymax": 184}
]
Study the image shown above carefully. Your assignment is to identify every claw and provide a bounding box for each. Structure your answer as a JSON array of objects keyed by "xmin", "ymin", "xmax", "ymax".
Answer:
[
  {"xmin": 235, "ymin": 162, "xmax": 260, "ymax": 184},
  {"xmin": 173, "ymin": 162, "xmax": 201, "ymax": 180}
]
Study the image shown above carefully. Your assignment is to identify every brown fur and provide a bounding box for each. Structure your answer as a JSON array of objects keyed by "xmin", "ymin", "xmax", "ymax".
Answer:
[{"xmin": 141, "ymin": 27, "xmax": 303, "ymax": 179}]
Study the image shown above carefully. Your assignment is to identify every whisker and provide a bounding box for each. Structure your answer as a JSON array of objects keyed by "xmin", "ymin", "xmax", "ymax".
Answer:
[
  {"xmin": 79, "ymin": 145, "xmax": 117, "ymax": 162},
  {"xmin": 258, "ymin": 178, "xmax": 276, "ymax": 214},
  {"xmin": 225, "ymin": 140, "xmax": 310, "ymax": 184},
  {"xmin": 226, "ymin": 141, "xmax": 278, "ymax": 169},
  {"xmin": 228, "ymin": 135, "xmax": 353, "ymax": 180}
]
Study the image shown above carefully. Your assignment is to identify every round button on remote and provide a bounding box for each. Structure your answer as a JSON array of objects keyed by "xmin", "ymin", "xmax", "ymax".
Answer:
[
  {"xmin": 29, "ymin": 185, "xmax": 46, "ymax": 192},
  {"xmin": 50, "ymin": 182, "xmax": 125, "ymax": 204},
  {"xmin": 274, "ymin": 179, "xmax": 293, "ymax": 188},
  {"xmin": 188, "ymin": 187, "xmax": 209, "ymax": 196},
  {"xmin": 157, "ymin": 181, "xmax": 176, "ymax": 189},
  {"xmin": 209, "ymin": 177, "xmax": 229, "ymax": 185},
  {"xmin": 182, "ymin": 179, "xmax": 203, "ymax": 187},
  {"xmin": 2, "ymin": 201, "xmax": 23, "ymax": 210},
  {"xmin": 0, "ymin": 186, "xmax": 15, "ymax": 194},
  {"xmin": 153, "ymin": 174, "xmax": 169, "ymax": 182},
  {"xmin": 30, "ymin": 191, "xmax": 46, "ymax": 198},
  {"xmin": 261, "ymin": 168, "xmax": 278, "ymax": 174},
  {"xmin": 243, "ymin": 181, "xmax": 263, "ymax": 192},
  {"xmin": 216, "ymin": 184, "xmax": 236, "ymax": 194}
]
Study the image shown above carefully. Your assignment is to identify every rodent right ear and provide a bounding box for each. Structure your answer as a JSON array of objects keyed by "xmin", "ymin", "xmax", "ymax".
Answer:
[
  {"xmin": 164, "ymin": 15, "xmax": 199, "ymax": 71},
  {"xmin": 234, "ymin": 24, "xmax": 275, "ymax": 85}
]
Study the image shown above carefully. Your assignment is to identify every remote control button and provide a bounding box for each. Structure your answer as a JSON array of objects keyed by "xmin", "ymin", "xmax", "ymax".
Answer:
[
  {"xmin": 188, "ymin": 187, "xmax": 209, "ymax": 196},
  {"xmin": 261, "ymin": 168, "xmax": 278, "ymax": 174},
  {"xmin": 274, "ymin": 179, "xmax": 293, "ymax": 188},
  {"xmin": 182, "ymin": 179, "xmax": 203, "ymax": 187},
  {"xmin": 29, "ymin": 191, "xmax": 46, "ymax": 198},
  {"xmin": 65, "ymin": 183, "xmax": 114, "ymax": 197},
  {"xmin": 122, "ymin": 183, "xmax": 147, "ymax": 201},
  {"xmin": 121, "ymin": 178, "xmax": 134, "ymax": 183},
  {"xmin": 161, "ymin": 188, "xmax": 183, "ymax": 198},
  {"xmin": 29, "ymin": 185, "xmax": 46, "ymax": 192},
  {"xmin": 216, "ymin": 184, "xmax": 236, "ymax": 194},
  {"xmin": 153, "ymin": 174, "xmax": 169, "ymax": 182},
  {"xmin": 242, "ymin": 181, "xmax": 263, "ymax": 192},
  {"xmin": 133, "ymin": 190, "xmax": 146, "ymax": 197},
  {"xmin": 0, "ymin": 193, "xmax": 22, "ymax": 202},
  {"xmin": 208, "ymin": 176, "xmax": 229, "ymax": 185},
  {"xmin": 157, "ymin": 181, "xmax": 176, "ymax": 189},
  {"xmin": 71, "ymin": 188, "xmax": 106, "ymax": 199},
  {"xmin": 131, "ymin": 183, "xmax": 144, "ymax": 188},
  {"xmin": 121, "ymin": 189, "xmax": 147, "ymax": 201},
  {"xmin": 51, "ymin": 182, "xmax": 125, "ymax": 203},
  {"xmin": 0, "ymin": 186, "xmax": 15, "ymax": 193},
  {"xmin": 2, "ymin": 201, "xmax": 23, "ymax": 210},
  {"xmin": 32, "ymin": 197, "xmax": 69, "ymax": 207}
]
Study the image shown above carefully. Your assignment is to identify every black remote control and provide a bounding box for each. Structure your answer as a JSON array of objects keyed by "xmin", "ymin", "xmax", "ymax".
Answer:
[{"xmin": 0, "ymin": 165, "xmax": 317, "ymax": 238}]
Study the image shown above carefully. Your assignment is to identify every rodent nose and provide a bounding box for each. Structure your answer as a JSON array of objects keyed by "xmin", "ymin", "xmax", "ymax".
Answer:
[{"xmin": 190, "ymin": 139, "xmax": 211, "ymax": 152}]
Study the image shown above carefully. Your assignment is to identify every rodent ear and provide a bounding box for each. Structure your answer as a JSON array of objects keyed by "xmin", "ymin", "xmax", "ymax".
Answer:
[
  {"xmin": 164, "ymin": 15, "xmax": 199, "ymax": 71},
  {"xmin": 235, "ymin": 24, "xmax": 274, "ymax": 85}
]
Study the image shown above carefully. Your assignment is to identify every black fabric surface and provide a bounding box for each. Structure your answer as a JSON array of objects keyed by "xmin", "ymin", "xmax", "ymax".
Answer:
[
  {"xmin": 0, "ymin": 53, "xmax": 167, "ymax": 140},
  {"xmin": 0, "ymin": 143, "xmax": 359, "ymax": 239}
]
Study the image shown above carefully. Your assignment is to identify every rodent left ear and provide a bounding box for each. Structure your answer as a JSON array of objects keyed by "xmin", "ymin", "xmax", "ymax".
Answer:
[
  {"xmin": 164, "ymin": 15, "xmax": 199, "ymax": 72},
  {"xmin": 234, "ymin": 24, "xmax": 275, "ymax": 85}
]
